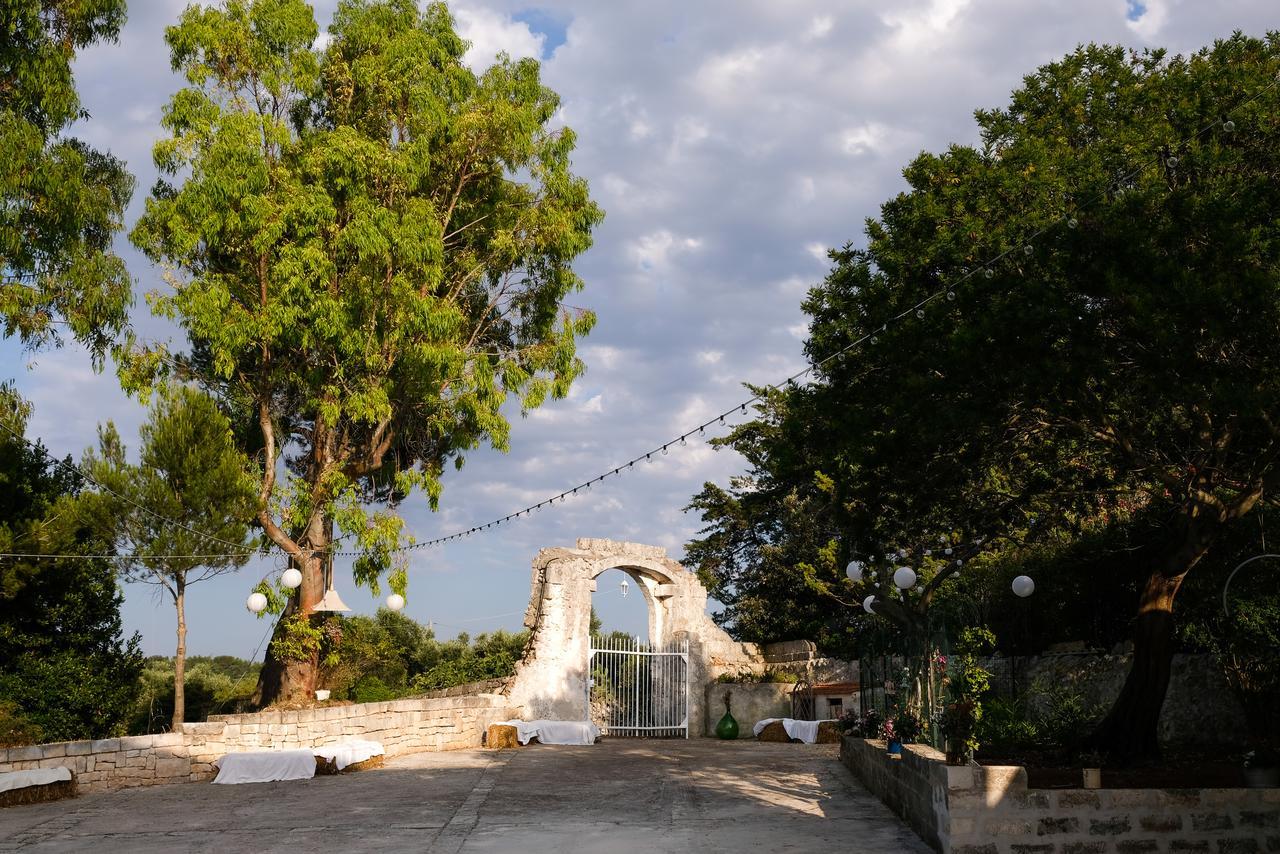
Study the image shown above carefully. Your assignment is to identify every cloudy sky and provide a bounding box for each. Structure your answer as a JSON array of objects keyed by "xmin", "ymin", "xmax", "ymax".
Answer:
[{"xmin": 3, "ymin": 0, "xmax": 1274, "ymax": 659}]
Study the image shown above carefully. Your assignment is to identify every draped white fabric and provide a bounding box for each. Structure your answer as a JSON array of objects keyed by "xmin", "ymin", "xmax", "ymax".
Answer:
[
  {"xmin": 752, "ymin": 718, "xmax": 825, "ymax": 744},
  {"xmin": 212, "ymin": 749, "xmax": 316, "ymax": 784},
  {"xmin": 312, "ymin": 740, "xmax": 384, "ymax": 770},
  {"xmin": 0, "ymin": 767, "xmax": 72, "ymax": 793},
  {"xmin": 497, "ymin": 719, "xmax": 600, "ymax": 745}
]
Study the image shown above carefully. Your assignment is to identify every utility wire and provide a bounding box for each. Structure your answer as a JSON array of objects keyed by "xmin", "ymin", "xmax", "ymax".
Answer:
[{"xmin": 4, "ymin": 69, "xmax": 1276, "ymax": 565}]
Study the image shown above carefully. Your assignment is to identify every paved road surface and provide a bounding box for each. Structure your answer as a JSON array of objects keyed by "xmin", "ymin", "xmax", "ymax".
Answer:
[{"xmin": 0, "ymin": 740, "xmax": 929, "ymax": 853}]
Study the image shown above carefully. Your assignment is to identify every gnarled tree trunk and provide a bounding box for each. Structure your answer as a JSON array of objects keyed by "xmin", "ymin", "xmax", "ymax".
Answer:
[
  {"xmin": 253, "ymin": 515, "xmax": 329, "ymax": 707},
  {"xmin": 1089, "ymin": 518, "xmax": 1216, "ymax": 761}
]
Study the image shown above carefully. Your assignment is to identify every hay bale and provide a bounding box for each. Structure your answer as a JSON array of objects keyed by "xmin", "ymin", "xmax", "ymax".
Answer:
[
  {"xmin": 0, "ymin": 776, "xmax": 76, "ymax": 809},
  {"xmin": 755, "ymin": 721, "xmax": 793, "ymax": 743},
  {"xmin": 815, "ymin": 721, "xmax": 842, "ymax": 744},
  {"xmin": 315, "ymin": 753, "xmax": 386, "ymax": 775},
  {"xmin": 343, "ymin": 754, "xmax": 384, "ymax": 773},
  {"xmin": 486, "ymin": 724, "xmax": 521, "ymax": 749}
]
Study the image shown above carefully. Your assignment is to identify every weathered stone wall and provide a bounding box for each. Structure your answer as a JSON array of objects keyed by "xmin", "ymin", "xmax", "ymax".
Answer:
[
  {"xmin": 505, "ymin": 538, "xmax": 766, "ymax": 734},
  {"xmin": 704, "ymin": 683, "xmax": 793, "ymax": 738},
  {"xmin": 840, "ymin": 736, "xmax": 949, "ymax": 850},
  {"xmin": 0, "ymin": 690, "xmax": 517, "ymax": 794},
  {"xmin": 840, "ymin": 735, "xmax": 1280, "ymax": 854}
]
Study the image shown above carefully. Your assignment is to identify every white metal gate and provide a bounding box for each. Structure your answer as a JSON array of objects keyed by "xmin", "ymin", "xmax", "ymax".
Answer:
[{"xmin": 587, "ymin": 635, "xmax": 689, "ymax": 738}]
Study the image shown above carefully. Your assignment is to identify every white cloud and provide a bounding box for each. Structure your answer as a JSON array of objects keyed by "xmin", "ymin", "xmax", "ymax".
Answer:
[
  {"xmin": 626, "ymin": 230, "xmax": 702, "ymax": 271},
  {"xmin": 1126, "ymin": 0, "xmax": 1169, "ymax": 41},
  {"xmin": 453, "ymin": 6, "xmax": 544, "ymax": 70},
  {"xmin": 807, "ymin": 16, "xmax": 835, "ymax": 40}
]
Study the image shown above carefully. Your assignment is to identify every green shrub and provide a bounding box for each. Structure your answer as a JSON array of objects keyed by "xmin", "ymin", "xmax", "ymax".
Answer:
[
  {"xmin": 350, "ymin": 675, "xmax": 399, "ymax": 704},
  {"xmin": 0, "ymin": 700, "xmax": 43, "ymax": 748}
]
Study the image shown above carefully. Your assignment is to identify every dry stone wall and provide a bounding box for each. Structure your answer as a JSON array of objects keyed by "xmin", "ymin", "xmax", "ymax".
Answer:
[
  {"xmin": 840, "ymin": 735, "xmax": 1279, "ymax": 854},
  {"xmin": 0, "ymin": 691, "xmax": 517, "ymax": 794}
]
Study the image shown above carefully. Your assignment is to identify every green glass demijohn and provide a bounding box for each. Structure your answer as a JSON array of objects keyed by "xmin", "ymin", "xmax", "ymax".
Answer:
[{"xmin": 715, "ymin": 690, "xmax": 739, "ymax": 739}]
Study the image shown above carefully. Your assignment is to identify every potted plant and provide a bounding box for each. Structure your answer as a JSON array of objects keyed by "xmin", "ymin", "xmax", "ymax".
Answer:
[
  {"xmin": 881, "ymin": 718, "xmax": 902, "ymax": 754},
  {"xmin": 894, "ymin": 710, "xmax": 922, "ymax": 745},
  {"xmin": 939, "ymin": 700, "xmax": 978, "ymax": 766}
]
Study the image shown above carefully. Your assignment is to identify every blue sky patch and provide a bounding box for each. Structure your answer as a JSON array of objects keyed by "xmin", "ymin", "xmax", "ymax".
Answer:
[
  {"xmin": 1126, "ymin": 0, "xmax": 1147, "ymax": 22},
  {"xmin": 513, "ymin": 8, "xmax": 570, "ymax": 58}
]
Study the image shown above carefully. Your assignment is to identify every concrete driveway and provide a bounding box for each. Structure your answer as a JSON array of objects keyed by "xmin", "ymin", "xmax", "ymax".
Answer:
[{"xmin": 0, "ymin": 740, "xmax": 929, "ymax": 853}]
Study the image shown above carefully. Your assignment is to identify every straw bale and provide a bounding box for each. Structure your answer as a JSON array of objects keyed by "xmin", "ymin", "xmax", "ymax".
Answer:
[
  {"xmin": 0, "ymin": 777, "xmax": 76, "ymax": 808},
  {"xmin": 815, "ymin": 721, "xmax": 842, "ymax": 744},
  {"xmin": 486, "ymin": 724, "xmax": 521, "ymax": 749},
  {"xmin": 755, "ymin": 721, "xmax": 792, "ymax": 743}
]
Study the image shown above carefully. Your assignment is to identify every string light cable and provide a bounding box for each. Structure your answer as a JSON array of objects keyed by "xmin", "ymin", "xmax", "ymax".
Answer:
[{"xmin": 4, "ymin": 65, "xmax": 1276, "ymax": 565}]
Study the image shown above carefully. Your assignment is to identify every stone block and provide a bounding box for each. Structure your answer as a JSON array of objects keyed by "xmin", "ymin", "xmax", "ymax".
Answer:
[
  {"xmin": 7, "ymin": 745, "xmax": 43, "ymax": 762},
  {"xmin": 985, "ymin": 818, "xmax": 1034, "ymax": 835},
  {"xmin": 118, "ymin": 735, "xmax": 155, "ymax": 751},
  {"xmin": 40, "ymin": 744, "xmax": 67, "ymax": 759},
  {"xmin": 1216, "ymin": 840, "xmax": 1260, "ymax": 854},
  {"xmin": 1059, "ymin": 790, "xmax": 1102, "ymax": 809},
  {"xmin": 1115, "ymin": 842, "xmax": 1159, "ymax": 854},
  {"xmin": 1089, "ymin": 816, "xmax": 1132, "ymax": 835},
  {"xmin": 90, "ymin": 738, "xmax": 120, "ymax": 754},
  {"xmin": 1130, "ymin": 813, "xmax": 1181, "ymax": 833},
  {"xmin": 1241, "ymin": 810, "xmax": 1280, "ymax": 829},
  {"xmin": 1010, "ymin": 846, "xmax": 1053, "ymax": 854},
  {"xmin": 951, "ymin": 846, "xmax": 997, "ymax": 854},
  {"xmin": 1109, "ymin": 790, "xmax": 1158, "ymax": 808},
  {"xmin": 64, "ymin": 741, "xmax": 92, "ymax": 756},
  {"xmin": 1190, "ymin": 812, "xmax": 1233, "ymax": 831},
  {"xmin": 1159, "ymin": 789, "xmax": 1201, "ymax": 808},
  {"xmin": 1037, "ymin": 816, "xmax": 1080, "ymax": 835},
  {"xmin": 1168, "ymin": 841, "xmax": 1210, "ymax": 853},
  {"xmin": 1061, "ymin": 844, "xmax": 1106, "ymax": 854},
  {"xmin": 155, "ymin": 757, "xmax": 190, "ymax": 778}
]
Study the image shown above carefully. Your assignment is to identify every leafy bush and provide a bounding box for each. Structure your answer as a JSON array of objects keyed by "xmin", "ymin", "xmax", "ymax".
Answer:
[
  {"xmin": 129, "ymin": 656, "xmax": 259, "ymax": 733},
  {"xmin": 714, "ymin": 668, "xmax": 800, "ymax": 684},
  {"xmin": 0, "ymin": 700, "xmax": 43, "ymax": 748},
  {"xmin": 351, "ymin": 675, "xmax": 399, "ymax": 704},
  {"xmin": 975, "ymin": 696, "xmax": 1039, "ymax": 753}
]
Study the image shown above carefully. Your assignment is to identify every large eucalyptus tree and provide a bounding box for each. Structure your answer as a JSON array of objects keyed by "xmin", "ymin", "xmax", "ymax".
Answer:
[{"xmin": 131, "ymin": 0, "xmax": 603, "ymax": 703}]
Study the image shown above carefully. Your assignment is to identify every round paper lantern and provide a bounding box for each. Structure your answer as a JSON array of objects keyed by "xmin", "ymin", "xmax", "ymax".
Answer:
[
  {"xmin": 386, "ymin": 593, "xmax": 406, "ymax": 612},
  {"xmin": 893, "ymin": 566, "xmax": 917, "ymax": 590},
  {"xmin": 246, "ymin": 592, "xmax": 268, "ymax": 613},
  {"xmin": 862, "ymin": 595, "xmax": 877, "ymax": 614},
  {"xmin": 281, "ymin": 568, "xmax": 302, "ymax": 589},
  {"xmin": 1012, "ymin": 575, "xmax": 1035, "ymax": 598},
  {"xmin": 845, "ymin": 560, "xmax": 864, "ymax": 583}
]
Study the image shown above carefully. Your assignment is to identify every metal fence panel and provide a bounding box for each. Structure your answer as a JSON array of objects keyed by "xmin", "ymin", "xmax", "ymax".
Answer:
[{"xmin": 587, "ymin": 635, "xmax": 689, "ymax": 738}]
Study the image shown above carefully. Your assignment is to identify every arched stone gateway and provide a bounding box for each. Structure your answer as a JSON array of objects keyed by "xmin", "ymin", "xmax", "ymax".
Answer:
[{"xmin": 505, "ymin": 539, "xmax": 764, "ymax": 735}]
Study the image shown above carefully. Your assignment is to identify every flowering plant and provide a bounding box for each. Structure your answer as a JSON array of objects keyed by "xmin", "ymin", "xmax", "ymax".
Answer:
[{"xmin": 879, "ymin": 718, "xmax": 897, "ymax": 742}]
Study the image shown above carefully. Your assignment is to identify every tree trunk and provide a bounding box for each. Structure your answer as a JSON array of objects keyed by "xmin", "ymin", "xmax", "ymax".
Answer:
[
  {"xmin": 172, "ymin": 578, "xmax": 187, "ymax": 732},
  {"xmin": 1089, "ymin": 521, "xmax": 1214, "ymax": 761},
  {"xmin": 253, "ymin": 516, "xmax": 328, "ymax": 707}
]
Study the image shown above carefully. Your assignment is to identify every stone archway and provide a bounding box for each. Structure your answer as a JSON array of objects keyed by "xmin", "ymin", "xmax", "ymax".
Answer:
[{"xmin": 504, "ymin": 538, "xmax": 764, "ymax": 733}]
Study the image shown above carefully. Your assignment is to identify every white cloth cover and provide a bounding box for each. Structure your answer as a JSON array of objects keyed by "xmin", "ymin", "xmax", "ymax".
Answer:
[
  {"xmin": 312, "ymin": 739, "xmax": 384, "ymax": 770},
  {"xmin": 497, "ymin": 719, "xmax": 600, "ymax": 745},
  {"xmin": 0, "ymin": 767, "xmax": 72, "ymax": 793},
  {"xmin": 212, "ymin": 749, "xmax": 316, "ymax": 784},
  {"xmin": 752, "ymin": 717, "xmax": 826, "ymax": 744}
]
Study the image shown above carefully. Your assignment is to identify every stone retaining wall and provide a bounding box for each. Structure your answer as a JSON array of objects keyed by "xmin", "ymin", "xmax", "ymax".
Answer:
[
  {"xmin": 0, "ymin": 692, "xmax": 518, "ymax": 794},
  {"xmin": 840, "ymin": 736, "xmax": 1279, "ymax": 853}
]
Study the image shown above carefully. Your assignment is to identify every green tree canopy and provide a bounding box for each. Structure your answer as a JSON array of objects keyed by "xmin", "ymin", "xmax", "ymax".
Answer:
[
  {"xmin": 0, "ymin": 0, "xmax": 134, "ymax": 360},
  {"xmin": 130, "ymin": 0, "xmax": 603, "ymax": 703},
  {"xmin": 87, "ymin": 383, "xmax": 257, "ymax": 729},
  {"xmin": 688, "ymin": 34, "xmax": 1280, "ymax": 760},
  {"xmin": 0, "ymin": 386, "xmax": 142, "ymax": 743}
]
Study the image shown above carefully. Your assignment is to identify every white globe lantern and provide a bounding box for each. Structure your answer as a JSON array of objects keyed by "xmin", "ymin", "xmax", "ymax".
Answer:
[
  {"xmin": 385, "ymin": 593, "xmax": 406, "ymax": 612},
  {"xmin": 1012, "ymin": 575, "xmax": 1035, "ymax": 598},
  {"xmin": 281, "ymin": 568, "xmax": 303, "ymax": 589},
  {"xmin": 862, "ymin": 595, "xmax": 877, "ymax": 614},
  {"xmin": 893, "ymin": 566, "xmax": 917, "ymax": 590},
  {"xmin": 845, "ymin": 560, "xmax": 864, "ymax": 583},
  {"xmin": 246, "ymin": 592, "xmax": 268, "ymax": 613}
]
